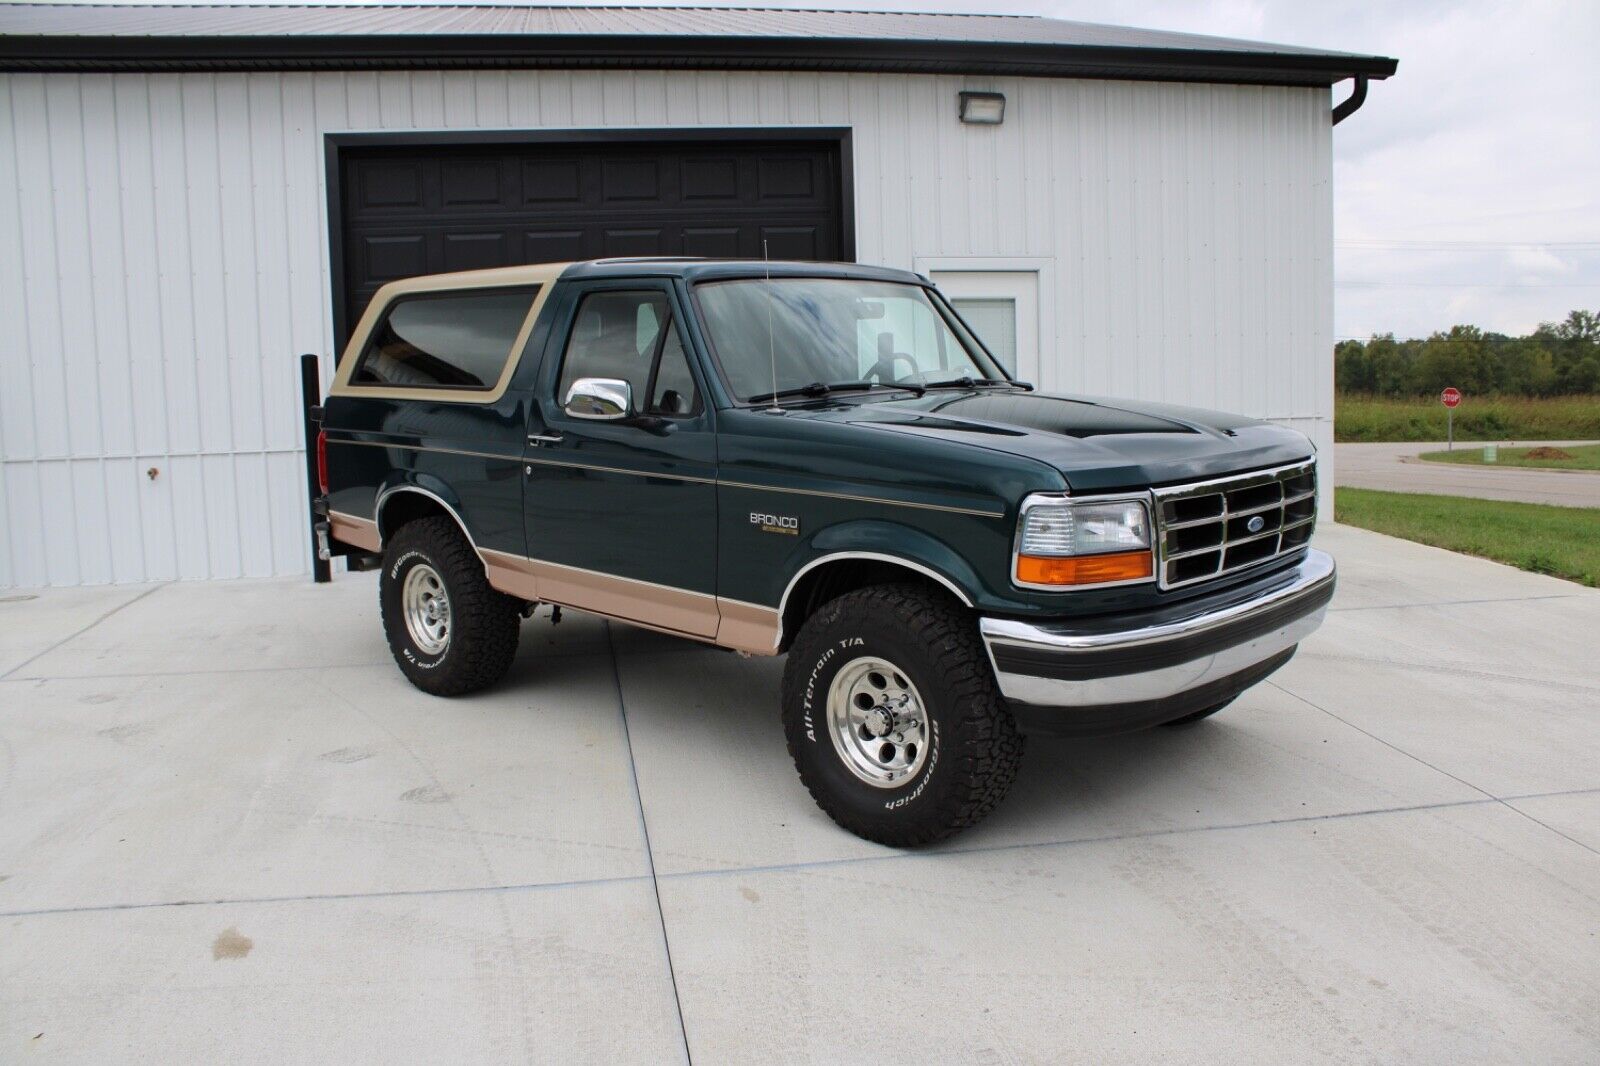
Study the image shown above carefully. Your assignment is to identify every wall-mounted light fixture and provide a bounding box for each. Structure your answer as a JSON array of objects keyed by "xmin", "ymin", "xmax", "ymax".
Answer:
[{"xmin": 958, "ymin": 91, "xmax": 1006, "ymax": 126}]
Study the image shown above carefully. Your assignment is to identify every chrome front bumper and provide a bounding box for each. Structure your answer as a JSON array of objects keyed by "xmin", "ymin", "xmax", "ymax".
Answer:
[{"xmin": 980, "ymin": 549, "xmax": 1335, "ymax": 735}]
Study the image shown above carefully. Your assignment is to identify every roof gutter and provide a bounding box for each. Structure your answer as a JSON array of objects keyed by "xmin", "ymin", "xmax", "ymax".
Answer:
[
  {"xmin": 1331, "ymin": 74, "xmax": 1370, "ymax": 125},
  {"xmin": 0, "ymin": 33, "xmax": 1399, "ymax": 87}
]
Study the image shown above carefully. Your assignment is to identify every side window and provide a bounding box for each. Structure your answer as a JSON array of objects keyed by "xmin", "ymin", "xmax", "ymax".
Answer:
[
  {"xmin": 558, "ymin": 290, "xmax": 699, "ymax": 417},
  {"xmin": 352, "ymin": 288, "xmax": 535, "ymax": 390},
  {"xmin": 650, "ymin": 330, "xmax": 699, "ymax": 416}
]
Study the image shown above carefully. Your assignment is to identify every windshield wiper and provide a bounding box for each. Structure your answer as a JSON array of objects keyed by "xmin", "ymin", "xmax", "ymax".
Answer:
[
  {"xmin": 747, "ymin": 380, "xmax": 925, "ymax": 405},
  {"xmin": 922, "ymin": 375, "xmax": 1031, "ymax": 391}
]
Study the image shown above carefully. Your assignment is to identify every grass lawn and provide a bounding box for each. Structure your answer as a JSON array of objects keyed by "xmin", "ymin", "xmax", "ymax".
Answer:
[
  {"xmin": 1418, "ymin": 442, "xmax": 1600, "ymax": 470},
  {"xmin": 1335, "ymin": 488, "xmax": 1600, "ymax": 588},
  {"xmin": 1336, "ymin": 394, "xmax": 1600, "ymax": 442}
]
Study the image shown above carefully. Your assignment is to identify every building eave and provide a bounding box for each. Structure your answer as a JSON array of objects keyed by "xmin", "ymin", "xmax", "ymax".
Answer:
[{"xmin": 0, "ymin": 33, "xmax": 1398, "ymax": 86}]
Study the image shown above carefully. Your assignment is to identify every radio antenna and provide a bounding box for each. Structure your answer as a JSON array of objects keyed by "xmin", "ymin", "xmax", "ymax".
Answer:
[{"xmin": 764, "ymin": 239, "xmax": 780, "ymax": 413}]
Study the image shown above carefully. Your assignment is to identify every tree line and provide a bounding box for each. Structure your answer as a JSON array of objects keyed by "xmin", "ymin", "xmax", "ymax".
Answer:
[{"xmin": 1336, "ymin": 310, "xmax": 1600, "ymax": 396}]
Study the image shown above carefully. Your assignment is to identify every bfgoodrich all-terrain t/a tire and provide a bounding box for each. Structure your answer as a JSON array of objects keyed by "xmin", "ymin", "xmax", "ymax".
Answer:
[
  {"xmin": 379, "ymin": 516, "xmax": 520, "ymax": 697},
  {"xmin": 781, "ymin": 583, "xmax": 1025, "ymax": 846}
]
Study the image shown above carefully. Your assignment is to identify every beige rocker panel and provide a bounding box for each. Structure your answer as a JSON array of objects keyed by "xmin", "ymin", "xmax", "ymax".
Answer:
[
  {"xmin": 479, "ymin": 548, "xmax": 780, "ymax": 655},
  {"xmin": 714, "ymin": 599, "xmax": 783, "ymax": 655},
  {"xmin": 327, "ymin": 262, "xmax": 571, "ymax": 405},
  {"xmin": 329, "ymin": 509, "xmax": 780, "ymax": 653},
  {"xmin": 327, "ymin": 511, "xmax": 382, "ymax": 554}
]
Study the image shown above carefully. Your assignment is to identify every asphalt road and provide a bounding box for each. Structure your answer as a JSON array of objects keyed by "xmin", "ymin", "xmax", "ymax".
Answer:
[
  {"xmin": 3, "ymin": 524, "xmax": 1598, "ymax": 1063},
  {"xmin": 1335, "ymin": 440, "xmax": 1600, "ymax": 508}
]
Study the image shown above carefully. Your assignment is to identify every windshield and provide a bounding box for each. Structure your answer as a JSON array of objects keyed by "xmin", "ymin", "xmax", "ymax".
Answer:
[{"xmin": 693, "ymin": 278, "xmax": 1005, "ymax": 403}]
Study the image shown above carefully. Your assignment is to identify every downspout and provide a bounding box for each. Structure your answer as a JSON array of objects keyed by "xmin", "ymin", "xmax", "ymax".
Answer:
[{"xmin": 1331, "ymin": 75, "xmax": 1369, "ymax": 125}]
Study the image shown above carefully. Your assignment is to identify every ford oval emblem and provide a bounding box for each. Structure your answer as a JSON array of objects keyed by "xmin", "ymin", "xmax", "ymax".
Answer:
[{"xmin": 1246, "ymin": 515, "xmax": 1266, "ymax": 534}]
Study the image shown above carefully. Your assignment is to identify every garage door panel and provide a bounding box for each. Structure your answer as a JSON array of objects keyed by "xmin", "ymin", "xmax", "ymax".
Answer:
[
  {"xmin": 338, "ymin": 137, "xmax": 845, "ymax": 339},
  {"xmin": 757, "ymin": 155, "xmax": 822, "ymax": 201},
  {"xmin": 355, "ymin": 160, "xmax": 424, "ymax": 209},
  {"xmin": 601, "ymin": 158, "xmax": 663, "ymax": 203},
  {"xmin": 604, "ymin": 227, "xmax": 668, "ymax": 256},
  {"xmin": 524, "ymin": 229, "xmax": 588, "ymax": 264},
  {"xmin": 439, "ymin": 159, "xmax": 504, "ymax": 207},
  {"xmin": 360, "ymin": 234, "xmax": 428, "ymax": 283},
  {"xmin": 759, "ymin": 225, "xmax": 823, "ymax": 261},
  {"xmin": 522, "ymin": 159, "xmax": 582, "ymax": 204},
  {"xmin": 443, "ymin": 231, "xmax": 509, "ymax": 272},
  {"xmin": 682, "ymin": 226, "xmax": 741, "ymax": 258},
  {"xmin": 681, "ymin": 157, "xmax": 740, "ymax": 201}
]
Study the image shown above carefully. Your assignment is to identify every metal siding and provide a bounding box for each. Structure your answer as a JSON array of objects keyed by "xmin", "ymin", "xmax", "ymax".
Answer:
[{"xmin": 0, "ymin": 70, "xmax": 1332, "ymax": 586}]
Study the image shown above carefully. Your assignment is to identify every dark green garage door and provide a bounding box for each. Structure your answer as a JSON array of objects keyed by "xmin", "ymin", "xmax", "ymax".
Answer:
[{"xmin": 335, "ymin": 135, "xmax": 850, "ymax": 341}]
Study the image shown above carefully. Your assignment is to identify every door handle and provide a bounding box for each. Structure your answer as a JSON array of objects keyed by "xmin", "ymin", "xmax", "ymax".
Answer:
[{"xmin": 527, "ymin": 432, "xmax": 564, "ymax": 447}]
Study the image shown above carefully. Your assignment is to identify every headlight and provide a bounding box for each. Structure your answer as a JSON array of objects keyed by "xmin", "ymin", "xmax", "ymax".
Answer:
[{"xmin": 1013, "ymin": 496, "xmax": 1154, "ymax": 589}]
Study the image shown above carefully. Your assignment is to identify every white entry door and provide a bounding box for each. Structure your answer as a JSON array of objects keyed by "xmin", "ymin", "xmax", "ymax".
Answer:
[{"xmin": 929, "ymin": 270, "xmax": 1041, "ymax": 385}]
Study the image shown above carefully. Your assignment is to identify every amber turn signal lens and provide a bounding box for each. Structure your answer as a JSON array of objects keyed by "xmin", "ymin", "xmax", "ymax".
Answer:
[{"xmin": 1016, "ymin": 550, "xmax": 1153, "ymax": 586}]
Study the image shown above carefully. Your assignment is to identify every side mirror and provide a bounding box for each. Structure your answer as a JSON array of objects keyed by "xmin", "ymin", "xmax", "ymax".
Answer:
[{"xmin": 563, "ymin": 377, "xmax": 632, "ymax": 421}]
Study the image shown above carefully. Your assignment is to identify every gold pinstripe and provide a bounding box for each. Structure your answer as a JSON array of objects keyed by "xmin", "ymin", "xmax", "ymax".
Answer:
[{"xmin": 326, "ymin": 437, "xmax": 1005, "ymax": 518}]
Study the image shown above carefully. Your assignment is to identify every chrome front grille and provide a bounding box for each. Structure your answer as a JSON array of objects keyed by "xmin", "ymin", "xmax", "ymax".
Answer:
[{"xmin": 1153, "ymin": 460, "xmax": 1317, "ymax": 589}]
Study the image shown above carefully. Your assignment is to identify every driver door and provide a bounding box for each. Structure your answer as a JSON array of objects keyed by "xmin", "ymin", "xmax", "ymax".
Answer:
[{"xmin": 521, "ymin": 281, "xmax": 719, "ymax": 638}]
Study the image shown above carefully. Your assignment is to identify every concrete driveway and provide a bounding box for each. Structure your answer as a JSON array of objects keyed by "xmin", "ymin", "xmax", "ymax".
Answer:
[
  {"xmin": 1336, "ymin": 440, "xmax": 1600, "ymax": 507},
  {"xmin": 3, "ymin": 525, "xmax": 1598, "ymax": 1064}
]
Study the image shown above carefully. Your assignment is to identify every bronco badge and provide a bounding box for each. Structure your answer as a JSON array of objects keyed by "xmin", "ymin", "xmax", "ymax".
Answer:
[{"xmin": 750, "ymin": 511, "xmax": 800, "ymax": 535}]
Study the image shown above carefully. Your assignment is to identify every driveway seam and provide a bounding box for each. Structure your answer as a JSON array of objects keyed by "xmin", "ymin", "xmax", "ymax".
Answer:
[
  {"xmin": 5, "ymin": 786, "xmax": 1595, "ymax": 921},
  {"xmin": 1268, "ymin": 680, "xmax": 1600, "ymax": 859},
  {"xmin": 0, "ymin": 582, "xmax": 169, "ymax": 681},
  {"xmin": 604, "ymin": 620, "xmax": 694, "ymax": 1066},
  {"xmin": 0, "ymin": 650, "xmax": 618, "ymax": 684},
  {"xmin": 1329, "ymin": 593, "xmax": 1586, "ymax": 612},
  {"xmin": 1293, "ymin": 652, "xmax": 1600, "ymax": 695}
]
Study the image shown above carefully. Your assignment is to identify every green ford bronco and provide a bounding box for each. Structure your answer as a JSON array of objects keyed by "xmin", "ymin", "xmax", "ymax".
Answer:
[{"xmin": 313, "ymin": 258, "xmax": 1334, "ymax": 845}]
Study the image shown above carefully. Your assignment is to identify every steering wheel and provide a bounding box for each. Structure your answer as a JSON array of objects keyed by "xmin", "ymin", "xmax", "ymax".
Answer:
[{"xmin": 867, "ymin": 352, "xmax": 920, "ymax": 385}]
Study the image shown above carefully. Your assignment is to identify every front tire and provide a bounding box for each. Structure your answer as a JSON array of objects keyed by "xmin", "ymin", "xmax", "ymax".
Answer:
[
  {"xmin": 781, "ymin": 584, "xmax": 1024, "ymax": 846},
  {"xmin": 379, "ymin": 516, "xmax": 520, "ymax": 696}
]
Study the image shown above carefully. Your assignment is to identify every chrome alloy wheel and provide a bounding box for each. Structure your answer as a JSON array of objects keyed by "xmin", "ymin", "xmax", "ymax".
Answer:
[
  {"xmin": 401, "ymin": 562, "xmax": 452, "ymax": 655},
  {"xmin": 825, "ymin": 656, "xmax": 930, "ymax": 788}
]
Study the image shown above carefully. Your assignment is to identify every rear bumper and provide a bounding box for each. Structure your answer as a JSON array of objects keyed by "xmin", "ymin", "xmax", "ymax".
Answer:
[{"xmin": 979, "ymin": 549, "xmax": 1335, "ymax": 736}]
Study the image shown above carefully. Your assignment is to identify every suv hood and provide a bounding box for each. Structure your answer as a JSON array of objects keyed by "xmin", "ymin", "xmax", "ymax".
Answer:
[{"xmin": 804, "ymin": 389, "xmax": 1314, "ymax": 492}]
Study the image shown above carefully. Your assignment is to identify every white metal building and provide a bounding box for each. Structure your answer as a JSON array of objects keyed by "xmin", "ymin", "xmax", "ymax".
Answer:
[{"xmin": 0, "ymin": 4, "xmax": 1394, "ymax": 587}]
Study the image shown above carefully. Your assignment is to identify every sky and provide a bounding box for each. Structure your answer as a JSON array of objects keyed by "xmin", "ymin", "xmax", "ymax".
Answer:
[
  {"xmin": 42, "ymin": 0, "xmax": 1600, "ymax": 341},
  {"xmin": 1026, "ymin": 0, "xmax": 1600, "ymax": 343}
]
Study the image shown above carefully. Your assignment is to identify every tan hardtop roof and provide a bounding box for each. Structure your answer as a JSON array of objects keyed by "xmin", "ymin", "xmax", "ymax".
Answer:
[{"xmin": 371, "ymin": 261, "xmax": 575, "ymax": 297}]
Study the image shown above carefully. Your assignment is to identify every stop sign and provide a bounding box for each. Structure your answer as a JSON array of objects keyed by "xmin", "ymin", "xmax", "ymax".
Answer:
[{"xmin": 1441, "ymin": 387, "xmax": 1462, "ymax": 408}]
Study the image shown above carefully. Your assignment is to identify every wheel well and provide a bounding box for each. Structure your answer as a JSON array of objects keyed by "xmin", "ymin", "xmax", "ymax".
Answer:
[
  {"xmin": 780, "ymin": 558, "xmax": 964, "ymax": 651},
  {"xmin": 377, "ymin": 490, "xmax": 455, "ymax": 544}
]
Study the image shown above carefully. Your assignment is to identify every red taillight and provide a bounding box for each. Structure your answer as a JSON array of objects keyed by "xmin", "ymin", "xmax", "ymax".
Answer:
[{"xmin": 316, "ymin": 429, "xmax": 329, "ymax": 495}]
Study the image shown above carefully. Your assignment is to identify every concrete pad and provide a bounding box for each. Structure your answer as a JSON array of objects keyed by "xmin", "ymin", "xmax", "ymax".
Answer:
[
  {"xmin": 1314, "ymin": 523, "xmax": 1591, "ymax": 611},
  {"xmin": 3, "ymin": 506, "xmax": 1598, "ymax": 1063},
  {"xmin": 1, "ymin": 879, "xmax": 684, "ymax": 1064},
  {"xmin": 1271, "ymin": 658, "xmax": 1600, "ymax": 798},
  {"xmin": 1312, "ymin": 594, "xmax": 1600, "ymax": 691},
  {"xmin": 1503, "ymin": 792, "xmax": 1600, "ymax": 854},
  {"xmin": 8, "ymin": 574, "xmax": 612, "ymax": 681},
  {"xmin": 0, "ymin": 661, "xmax": 647, "ymax": 911},
  {"xmin": 657, "ymin": 801, "xmax": 1600, "ymax": 1065},
  {"xmin": 0, "ymin": 583, "xmax": 162, "ymax": 677},
  {"xmin": 614, "ymin": 635, "xmax": 1479, "ymax": 875}
]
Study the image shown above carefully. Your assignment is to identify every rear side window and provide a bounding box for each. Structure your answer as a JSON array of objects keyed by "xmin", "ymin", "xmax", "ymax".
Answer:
[{"xmin": 352, "ymin": 287, "xmax": 536, "ymax": 391}]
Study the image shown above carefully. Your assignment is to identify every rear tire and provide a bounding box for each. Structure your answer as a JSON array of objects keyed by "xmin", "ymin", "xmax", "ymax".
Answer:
[
  {"xmin": 379, "ymin": 516, "xmax": 520, "ymax": 696},
  {"xmin": 1158, "ymin": 696, "xmax": 1236, "ymax": 728},
  {"xmin": 781, "ymin": 583, "xmax": 1024, "ymax": 846}
]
